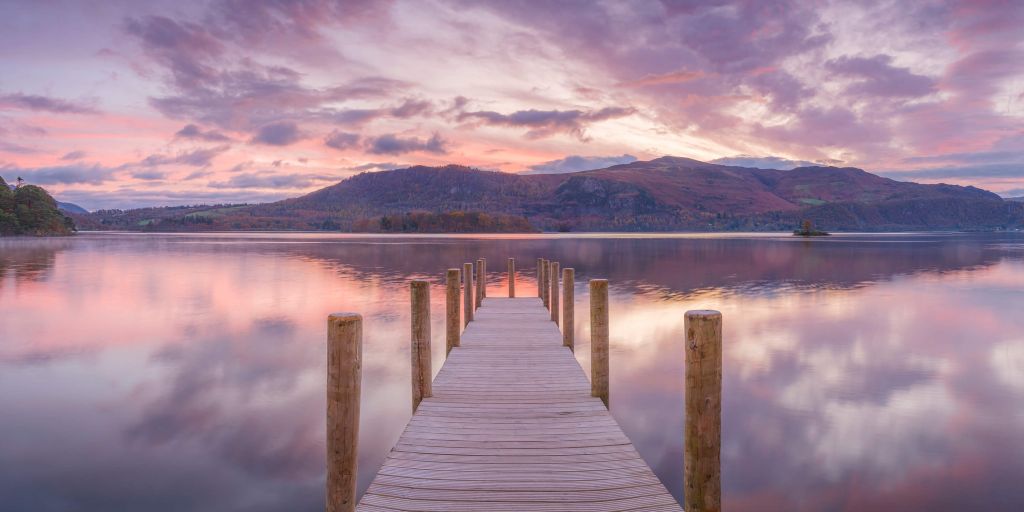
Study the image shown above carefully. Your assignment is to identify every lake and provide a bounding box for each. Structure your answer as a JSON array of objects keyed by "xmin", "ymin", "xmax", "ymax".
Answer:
[{"xmin": 2, "ymin": 232, "xmax": 1023, "ymax": 511}]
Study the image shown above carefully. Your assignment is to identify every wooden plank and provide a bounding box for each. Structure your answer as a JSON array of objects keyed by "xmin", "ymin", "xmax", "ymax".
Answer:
[{"xmin": 354, "ymin": 297, "xmax": 681, "ymax": 512}]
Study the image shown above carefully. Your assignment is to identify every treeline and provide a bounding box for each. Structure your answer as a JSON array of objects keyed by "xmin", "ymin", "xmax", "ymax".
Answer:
[
  {"xmin": 0, "ymin": 177, "xmax": 75, "ymax": 236},
  {"xmin": 353, "ymin": 211, "xmax": 537, "ymax": 233}
]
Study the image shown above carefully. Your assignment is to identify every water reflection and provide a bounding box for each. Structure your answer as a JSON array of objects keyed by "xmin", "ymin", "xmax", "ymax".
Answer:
[{"xmin": 1, "ymin": 232, "xmax": 1022, "ymax": 511}]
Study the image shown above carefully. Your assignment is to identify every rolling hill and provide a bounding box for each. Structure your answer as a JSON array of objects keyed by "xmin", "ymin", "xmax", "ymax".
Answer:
[{"xmin": 74, "ymin": 157, "xmax": 1024, "ymax": 232}]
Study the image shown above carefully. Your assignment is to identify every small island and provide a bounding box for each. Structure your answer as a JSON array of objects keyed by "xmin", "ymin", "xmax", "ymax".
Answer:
[
  {"xmin": 794, "ymin": 219, "xmax": 830, "ymax": 237},
  {"xmin": 1, "ymin": 176, "xmax": 76, "ymax": 236}
]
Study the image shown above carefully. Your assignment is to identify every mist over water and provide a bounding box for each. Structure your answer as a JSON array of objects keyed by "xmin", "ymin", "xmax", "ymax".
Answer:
[{"xmin": 2, "ymin": 232, "xmax": 1023, "ymax": 511}]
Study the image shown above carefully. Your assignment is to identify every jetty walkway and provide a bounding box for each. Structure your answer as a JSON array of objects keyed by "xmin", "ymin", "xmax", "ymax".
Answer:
[{"xmin": 327, "ymin": 258, "xmax": 722, "ymax": 512}]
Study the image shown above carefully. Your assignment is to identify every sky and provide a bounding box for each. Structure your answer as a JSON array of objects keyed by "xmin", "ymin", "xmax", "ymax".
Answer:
[{"xmin": 0, "ymin": 0, "xmax": 1022, "ymax": 210}]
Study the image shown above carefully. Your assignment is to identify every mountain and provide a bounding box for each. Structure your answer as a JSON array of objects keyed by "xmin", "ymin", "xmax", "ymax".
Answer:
[
  {"xmin": 74, "ymin": 157, "xmax": 1024, "ymax": 232},
  {"xmin": 1, "ymin": 177, "xmax": 76, "ymax": 236},
  {"xmin": 56, "ymin": 201, "xmax": 88, "ymax": 214}
]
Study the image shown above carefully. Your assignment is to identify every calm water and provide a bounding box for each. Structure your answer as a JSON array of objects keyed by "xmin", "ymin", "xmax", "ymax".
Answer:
[{"xmin": 2, "ymin": 232, "xmax": 1023, "ymax": 511}]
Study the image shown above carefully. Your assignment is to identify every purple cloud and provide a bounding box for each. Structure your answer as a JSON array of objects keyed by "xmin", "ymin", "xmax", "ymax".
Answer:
[
  {"xmin": 366, "ymin": 133, "xmax": 446, "ymax": 155},
  {"xmin": 0, "ymin": 93, "xmax": 98, "ymax": 114},
  {"xmin": 208, "ymin": 171, "xmax": 335, "ymax": 189},
  {"xmin": 175, "ymin": 124, "xmax": 232, "ymax": 142},
  {"xmin": 711, "ymin": 155, "xmax": 820, "ymax": 170},
  {"xmin": 324, "ymin": 131, "xmax": 360, "ymax": 150},
  {"xmin": 124, "ymin": 15, "xmax": 225, "ymax": 89},
  {"xmin": 826, "ymin": 55, "xmax": 936, "ymax": 98},
  {"xmin": 458, "ymin": 106, "xmax": 635, "ymax": 139},
  {"xmin": 132, "ymin": 170, "xmax": 167, "ymax": 181},
  {"xmin": 251, "ymin": 122, "xmax": 304, "ymax": 146},
  {"xmin": 349, "ymin": 162, "xmax": 402, "ymax": 172},
  {"xmin": 525, "ymin": 154, "xmax": 637, "ymax": 174},
  {"xmin": 0, "ymin": 141, "xmax": 40, "ymax": 155},
  {"xmin": 60, "ymin": 150, "xmax": 87, "ymax": 161},
  {"xmin": 322, "ymin": 98, "xmax": 434, "ymax": 126},
  {"xmin": 1, "ymin": 164, "xmax": 115, "ymax": 185},
  {"xmin": 140, "ymin": 146, "xmax": 230, "ymax": 167}
]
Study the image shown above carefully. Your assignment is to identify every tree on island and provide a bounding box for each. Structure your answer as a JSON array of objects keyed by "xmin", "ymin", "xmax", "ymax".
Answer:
[
  {"xmin": 0, "ymin": 176, "xmax": 76, "ymax": 236},
  {"xmin": 794, "ymin": 218, "xmax": 829, "ymax": 237}
]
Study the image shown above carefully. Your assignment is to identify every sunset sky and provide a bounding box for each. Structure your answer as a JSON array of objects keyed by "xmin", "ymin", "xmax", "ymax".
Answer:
[{"xmin": 1, "ymin": 0, "xmax": 1022, "ymax": 210}]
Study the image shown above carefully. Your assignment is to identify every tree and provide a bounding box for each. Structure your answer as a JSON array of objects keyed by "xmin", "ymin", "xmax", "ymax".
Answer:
[{"xmin": 0, "ymin": 178, "xmax": 75, "ymax": 236}]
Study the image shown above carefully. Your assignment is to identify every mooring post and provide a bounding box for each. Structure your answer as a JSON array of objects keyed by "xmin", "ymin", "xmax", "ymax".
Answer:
[
  {"xmin": 462, "ymin": 263, "xmax": 473, "ymax": 327},
  {"xmin": 410, "ymin": 280, "xmax": 432, "ymax": 413},
  {"xmin": 475, "ymin": 259, "xmax": 484, "ymax": 309},
  {"xmin": 508, "ymin": 257, "xmax": 515, "ymax": 297},
  {"xmin": 541, "ymin": 258, "xmax": 549, "ymax": 308},
  {"xmin": 445, "ymin": 269, "xmax": 460, "ymax": 356},
  {"xmin": 549, "ymin": 261, "xmax": 560, "ymax": 325},
  {"xmin": 684, "ymin": 310, "xmax": 723, "ymax": 512},
  {"xmin": 327, "ymin": 312, "xmax": 361, "ymax": 512},
  {"xmin": 590, "ymin": 279, "xmax": 609, "ymax": 407},
  {"xmin": 563, "ymin": 268, "xmax": 574, "ymax": 351},
  {"xmin": 536, "ymin": 258, "xmax": 544, "ymax": 299},
  {"xmin": 481, "ymin": 258, "xmax": 487, "ymax": 298}
]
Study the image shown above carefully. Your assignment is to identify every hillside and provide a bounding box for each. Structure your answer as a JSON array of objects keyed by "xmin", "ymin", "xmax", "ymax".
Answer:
[
  {"xmin": 1, "ymin": 177, "xmax": 77, "ymax": 236},
  {"xmin": 74, "ymin": 157, "xmax": 1024, "ymax": 232}
]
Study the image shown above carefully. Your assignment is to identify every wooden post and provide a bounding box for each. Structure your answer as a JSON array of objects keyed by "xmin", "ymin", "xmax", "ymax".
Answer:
[
  {"xmin": 541, "ymin": 258, "xmax": 549, "ymax": 308},
  {"xmin": 549, "ymin": 261, "xmax": 560, "ymax": 325},
  {"xmin": 508, "ymin": 258, "xmax": 515, "ymax": 297},
  {"xmin": 481, "ymin": 258, "xmax": 487, "ymax": 298},
  {"xmin": 445, "ymin": 269, "xmax": 460, "ymax": 356},
  {"xmin": 563, "ymin": 268, "xmax": 574, "ymax": 351},
  {"xmin": 590, "ymin": 279, "xmax": 609, "ymax": 407},
  {"xmin": 684, "ymin": 310, "xmax": 722, "ymax": 512},
  {"xmin": 475, "ymin": 259, "xmax": 484, "ymax": 309},
  {"xmin": 537, "ymin": 258, "xmax": 544, "ymax": 299},
  {"xmin": 327, "ymin": 313, "xmax": 361, "ymax": 512},
  {"xmin": 410, "ymin": 280, "xmax": 432, "ymax": 413},
  {"xmin": 462, "ymin": 263, "xmax": 473, "ymax": 327}
]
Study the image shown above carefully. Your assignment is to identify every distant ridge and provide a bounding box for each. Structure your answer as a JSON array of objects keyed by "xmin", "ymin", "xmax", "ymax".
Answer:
[
  {"xmin": 56, "ymin": 201, "xmax": 88, "ymax": 214},
  {"xmin": 73, "ymin": 157, "xmax": 1024, "ymax": 232}
]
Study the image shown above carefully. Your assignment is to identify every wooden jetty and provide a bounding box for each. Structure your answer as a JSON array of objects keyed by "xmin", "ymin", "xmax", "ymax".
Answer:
[{"xmin": 327, "ymin": 258, "xmax": 722, "ymax": 512}]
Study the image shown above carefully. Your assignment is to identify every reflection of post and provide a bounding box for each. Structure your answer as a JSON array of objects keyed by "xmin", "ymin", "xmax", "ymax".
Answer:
[
  {"xmin": 327, "ymin": 313, "xmax": 361, "ymax": 512},
  {"xmin": 536, "ymin": 258, "xmax": 544, "ymax": 299},
  {"xmin": 475, "ymin": 259, "xmax": 484, "ymax": 309},
  {"xmin": 462, "ymin": 263, "xmax": 473, "ymax": 327},
  {"xmin": 445, "ymin": 269, "xmax": 460, "ymax": 356},
  {"xmin": 562, "ymin": 268, "xmax": 574, "ymax": 351},
  {"xmin": 549, "ymin": 261, "xmax": 560, "ymax": 325},
  {"xmin": 684, "ymin": 310, "xmax": 722, "ymax": 512},
  {"xmin": 590, "ymin": 279, "xmax": 609, "ymax": 407},
  {"xmin": 410, "ymin": 280, "xmax": 432, "ymax": 413},
  {"xmin": 508, "ymin": 258, "xmax": 515, "ymax": 297}
]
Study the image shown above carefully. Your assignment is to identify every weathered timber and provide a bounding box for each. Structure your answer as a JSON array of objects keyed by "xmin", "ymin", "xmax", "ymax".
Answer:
[
  {"xmin": 463, "ymin": 263, "xmax": 474, "ymax": 327},
  {"xmin": 684, "ymin": 310, "xmax": 722, "ymax": 512},
  {"xmin": 563, "ymin": 268, "xmax": 574, "ymax": 351},
  {"xmin": 327, "ymin": 313, "xmax": 361, "ymax": 512},
  {"xmin": 508, "ymin": 257, "xmax": 515, "ymax": 298},
  {"xmin": 411, "ymin": 280, "xmax": 432, "ymax": 412},
  {"xmin": 446, "ymin": 269, "xmax": 460, "ymax": 356},
  {"xmin": 550, "ymin": 261, "xmax": 560, "ymax": 325},
  {"xmin": 476, "ymin": 259, "xmax": 485, "ymax": 309},
  {"xmin": 590, "ymin": 279, "xmax": 609, "ymax": 407}
]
